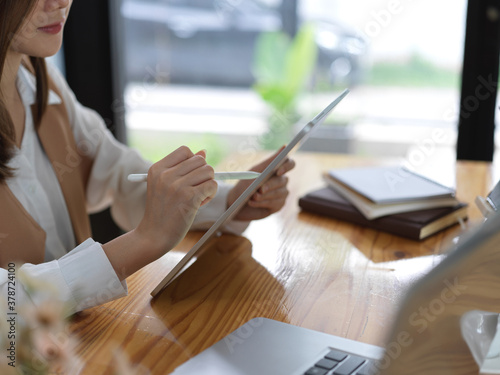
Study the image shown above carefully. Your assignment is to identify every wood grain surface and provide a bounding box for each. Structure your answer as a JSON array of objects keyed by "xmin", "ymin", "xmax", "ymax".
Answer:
[{"xmin": 69, "ymin": 152, "xmax": 499, "ymax": 374}]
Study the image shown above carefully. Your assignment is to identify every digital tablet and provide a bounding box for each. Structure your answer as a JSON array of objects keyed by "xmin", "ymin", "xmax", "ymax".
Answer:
[{"xmin": 151, "ymin": 89, "xmax": 349, "ymax": 297}]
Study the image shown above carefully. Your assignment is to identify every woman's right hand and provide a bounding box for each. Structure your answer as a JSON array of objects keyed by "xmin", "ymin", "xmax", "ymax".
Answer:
[
  {"xmin": 135, "ymin": 146, "xmax": 218, "ymax": 254},
  {"xmin": 104, "ymin": 146, "xmax": 217, "ymax": 280}
]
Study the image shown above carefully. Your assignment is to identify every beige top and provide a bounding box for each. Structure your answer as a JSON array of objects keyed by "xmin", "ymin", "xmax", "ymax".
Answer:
[
  {"xmin": 0, "ymin": 62, "xmax": 249, "ymax": 314},
  {"xmin": 0, "ymin": 66, "xmax": 91, "ymax": 267}
]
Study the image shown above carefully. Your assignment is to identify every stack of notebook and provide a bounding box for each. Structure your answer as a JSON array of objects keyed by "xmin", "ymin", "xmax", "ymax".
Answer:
[{"xmin": 298, "ymin": 166, "xmax": 468, "ymax": 240}]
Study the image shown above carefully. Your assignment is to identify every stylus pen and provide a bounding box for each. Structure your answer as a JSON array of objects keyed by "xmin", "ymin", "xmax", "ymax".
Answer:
[{"xmin": 127, "ymin": 172, "xmax": 261, "ymax": 182}]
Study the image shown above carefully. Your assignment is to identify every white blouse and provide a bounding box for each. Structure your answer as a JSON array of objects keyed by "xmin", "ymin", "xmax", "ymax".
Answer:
[{"xmin": 0, "ymin": 62, "xmax": 248, "ymax": 314}]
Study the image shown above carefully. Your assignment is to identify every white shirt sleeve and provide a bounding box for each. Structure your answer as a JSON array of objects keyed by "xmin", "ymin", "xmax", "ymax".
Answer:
[
  {"xmin": 0, "ymin": 239, "xmax": 127, "ymax": 316},
  {"xmin": 46, "ymin": 62, "xmax": 250, "ymax": 234}
]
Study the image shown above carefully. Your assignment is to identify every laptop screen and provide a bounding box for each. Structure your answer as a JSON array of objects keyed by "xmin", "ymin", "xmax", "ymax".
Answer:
[{"xmin": 380, "ymin": 212, "xmax": 500, "ymax": 374}]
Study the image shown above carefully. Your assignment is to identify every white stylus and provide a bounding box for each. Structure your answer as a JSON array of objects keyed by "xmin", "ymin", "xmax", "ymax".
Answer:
[{"xmin": 127, "ymin": 172, "xmax": 261, "ymax": 182}]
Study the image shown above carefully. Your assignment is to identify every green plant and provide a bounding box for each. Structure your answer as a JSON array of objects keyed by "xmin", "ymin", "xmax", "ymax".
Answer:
[{"xmin": 252, "ymin": 23, "xmax": 318, "ymax": 149}]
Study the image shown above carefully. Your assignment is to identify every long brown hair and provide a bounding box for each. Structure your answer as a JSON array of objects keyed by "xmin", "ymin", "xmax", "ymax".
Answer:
[{"xmin": 0, "ymin": 0, "xmax": 49, "ymax": 183}]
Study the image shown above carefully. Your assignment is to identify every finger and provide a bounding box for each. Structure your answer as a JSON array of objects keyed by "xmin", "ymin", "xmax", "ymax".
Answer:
[
  {"xmin": 195, "ymin": 179, "xmax": 218, "ymax": 206},
  {"xmin": 155, "ymin": 145, "xmax": 195, "ymax": 169},
  {"xmin": 250, "ymin": 145, "xmax": 286, "ymax": 173},
  {"xmin": 195, "ymin": 149, "xmax": 207, "ymax": 159},
  {"xmin": 180, "ymin": 164, "xmax": 215, "ymax": 187},
  {"xmin": 240, "ymin": 206, "xmax": 272, "ymax": 220},
  {"xmin": 200, "ymin": 197, "xmax": 212, "ymax": 206},
  {"xmin": 253, "ymin": 186, "xmax": 289, "ymax": 203},
  {"xmin": 174, "ymin": 154, "xmax": 211, "ymax": 177},
  {"xmin": 276, "ymin": 158, "xmax": 296, "ymax": 176},
  {"xmin": 248, "ymin": 196, "xmax": 287, "ymax": 212},
  {"xmin": 258, "ymin": 176, "xmax": 289, "ymax": 195}
]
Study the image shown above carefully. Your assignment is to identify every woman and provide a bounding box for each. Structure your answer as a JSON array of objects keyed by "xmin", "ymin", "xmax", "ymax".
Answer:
[{"xmin": 0, "ymin": 0, "xmax": 294, "ymax": 314}]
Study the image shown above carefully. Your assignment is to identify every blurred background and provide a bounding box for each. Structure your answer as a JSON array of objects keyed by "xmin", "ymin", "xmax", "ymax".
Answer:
[
  {"xmin": 56, "ymin": 0, "xmax": 499, "ymax": 240},
  {"xmin": 114, "ymin": 0, "xmax": 469, "ymax": 166}
]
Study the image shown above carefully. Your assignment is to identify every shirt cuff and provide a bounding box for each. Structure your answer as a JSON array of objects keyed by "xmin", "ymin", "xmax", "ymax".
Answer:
[{"xmin": 57, "ymin": 238, "xmax": 128, "ymax": 312}]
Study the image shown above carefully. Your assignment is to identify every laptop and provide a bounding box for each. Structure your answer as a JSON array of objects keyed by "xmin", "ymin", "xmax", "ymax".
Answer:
[
  {"xmin": 151, "ymin": 89, "xmax": 350, "ymax": 297},
  {"xmin": 171, "ymin": 209, "xmax": 500, "ymax": 374}
]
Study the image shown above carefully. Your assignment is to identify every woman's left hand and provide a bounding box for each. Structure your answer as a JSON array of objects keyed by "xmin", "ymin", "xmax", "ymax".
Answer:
[{"xmin": 226, "ymin": 147, "xmax": 296, "ymax": 222}]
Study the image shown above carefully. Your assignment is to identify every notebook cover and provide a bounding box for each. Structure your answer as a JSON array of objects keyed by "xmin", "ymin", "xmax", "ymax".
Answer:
[
  {"xmin": 298, "ymin": 187, "xmax": 468, "ymax": 241},
  {"xmin": 324, "ymin": 173, "xmax": 459, "ymax": 220},
  {"xmin": 328, "ymin": 167, "xmax": 456, "ymax": 204}
]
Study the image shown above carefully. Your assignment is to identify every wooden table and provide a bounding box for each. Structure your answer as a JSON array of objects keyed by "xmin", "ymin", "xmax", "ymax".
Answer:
[{"xmin": 69, "ymin": 151, "xmax": 499, "ymax": 374}]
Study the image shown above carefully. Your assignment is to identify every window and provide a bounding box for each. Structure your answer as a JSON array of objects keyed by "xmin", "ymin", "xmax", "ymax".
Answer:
[
  {"xmin": 300, "ymin": 0, "xmax": 468, "ymax": 162},
  {"xmin": 119, "ymin": 0, "xmax": 468, "ymax": 167}
]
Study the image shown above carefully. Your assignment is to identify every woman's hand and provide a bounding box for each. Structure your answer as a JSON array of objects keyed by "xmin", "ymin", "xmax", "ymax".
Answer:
[
  {"xmin": 227, "ymin": 147, "xmax": 296, "ymax": 222},
  {"xmin": 104, "ymin": 146, "xmax": 218, "ymax": 280},
  {"xmin": 136, "ymin": 146, "xmax": 217, "ymax": 252}
]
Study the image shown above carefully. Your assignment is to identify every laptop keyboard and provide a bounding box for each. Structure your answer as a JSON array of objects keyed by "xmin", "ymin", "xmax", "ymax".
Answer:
[{"xmin": 304, "ymin": 348, "xmax": 377, "ymax": 375}]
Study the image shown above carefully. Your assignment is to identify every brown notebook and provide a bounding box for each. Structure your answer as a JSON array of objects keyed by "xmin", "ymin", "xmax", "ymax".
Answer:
[{"xmin": 298, "ymin": 187, "xmax": 468, "ymax": 241}]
